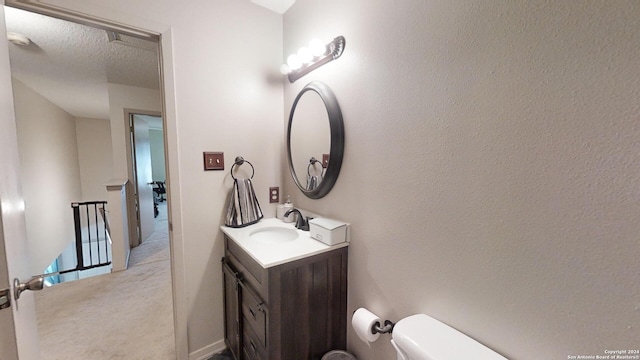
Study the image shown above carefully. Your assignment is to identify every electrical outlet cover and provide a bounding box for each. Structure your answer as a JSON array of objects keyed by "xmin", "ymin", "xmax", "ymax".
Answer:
[{"xmin": 269, "ymin": 187, "xmax": 280, "ymax": 203}]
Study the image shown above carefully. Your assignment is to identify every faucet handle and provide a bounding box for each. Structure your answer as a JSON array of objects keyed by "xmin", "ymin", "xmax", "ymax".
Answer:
[{"xmin": 299, "ymin": 216, "xmax": 312, "ymax": 231}]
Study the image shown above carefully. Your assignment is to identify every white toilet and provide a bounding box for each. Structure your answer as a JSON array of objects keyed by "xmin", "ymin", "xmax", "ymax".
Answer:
[{"xmin": 390, "ymin": 314, "xmax": 508, "ymax": 360}]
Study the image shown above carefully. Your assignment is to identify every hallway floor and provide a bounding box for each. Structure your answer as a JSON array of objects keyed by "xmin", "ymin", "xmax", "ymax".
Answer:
[{"xmin": 35, "ymin": 203, "xmax": 175, "ymax": 359}]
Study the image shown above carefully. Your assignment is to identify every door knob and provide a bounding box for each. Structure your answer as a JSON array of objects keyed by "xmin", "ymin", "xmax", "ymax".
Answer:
[{"xmin": 13, "ymin": 276, "xmax": 44, "ymax": 300}]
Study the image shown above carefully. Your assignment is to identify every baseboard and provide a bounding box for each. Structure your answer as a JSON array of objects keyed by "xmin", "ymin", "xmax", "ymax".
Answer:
[{"xmin": 189, "ymin": 339, "xmax": 226, "ymax": 360}]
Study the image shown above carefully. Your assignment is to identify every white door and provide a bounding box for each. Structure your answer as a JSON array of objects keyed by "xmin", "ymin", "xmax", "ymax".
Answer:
[
  {"xmin": 132, "ymin": 114, "xmax": 155, "ymax": 243},
  {"xmin": 0, "ymin": 4, "xmax": 40, "ymax": 359}
]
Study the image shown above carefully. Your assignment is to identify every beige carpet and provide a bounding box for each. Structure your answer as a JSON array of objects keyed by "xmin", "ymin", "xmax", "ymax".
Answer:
[{"xmin": 35, "ymin": 203, "xmax": 175, "ymax": 359}]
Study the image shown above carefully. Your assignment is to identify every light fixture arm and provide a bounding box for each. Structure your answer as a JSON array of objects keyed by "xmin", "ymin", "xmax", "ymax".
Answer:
[{"xmin": 288, "ymin": 36, "xmax": 345, "ymax": 83}]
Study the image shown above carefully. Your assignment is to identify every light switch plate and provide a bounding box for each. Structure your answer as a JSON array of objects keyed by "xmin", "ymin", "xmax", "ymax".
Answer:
[{"xmin": 204, "ymin": 152, "xmax": 224, "ymax": 171}]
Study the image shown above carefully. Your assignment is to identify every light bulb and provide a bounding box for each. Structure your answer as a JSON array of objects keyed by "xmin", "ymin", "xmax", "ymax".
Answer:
[
  {"xmin": 297, "ymin": 47, "xmax": 313, "ymax": 64},
  {"xmin": 287, "ymin": 54, "xmax": 302, "ymax": 70},
  {"xmin": 280, "ymin": 64, "xmax": 291, "ymax": 75},
  {"xmin": 309, "ymin": 38, "xmax": 326, "ymax": 57}
]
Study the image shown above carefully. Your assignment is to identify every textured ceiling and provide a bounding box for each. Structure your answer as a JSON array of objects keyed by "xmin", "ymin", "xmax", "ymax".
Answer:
[{"xmin": 4, "ymin": 6, "xmax": 159, "ymax": 119}]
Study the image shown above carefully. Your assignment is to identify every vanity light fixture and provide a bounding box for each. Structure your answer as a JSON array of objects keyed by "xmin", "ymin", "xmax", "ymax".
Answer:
[{"xmin": 281, "ymin": 36, "xmax": 346, "ymax": 83}]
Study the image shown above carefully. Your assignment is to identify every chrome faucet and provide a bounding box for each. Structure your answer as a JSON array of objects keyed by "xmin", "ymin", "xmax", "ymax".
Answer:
[{"xmin": 284, "ymin": 208, "xmax": 310, "ymax": 231}]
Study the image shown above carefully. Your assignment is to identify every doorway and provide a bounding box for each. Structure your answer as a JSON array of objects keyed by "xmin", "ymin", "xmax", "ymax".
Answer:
[
  {"xmin": 126, "ymin": 110, "xmax": 164, "ymax": 248},
  {"xmin": 3, "ymin": 5, "xmax": 176, "ymax": 358}
]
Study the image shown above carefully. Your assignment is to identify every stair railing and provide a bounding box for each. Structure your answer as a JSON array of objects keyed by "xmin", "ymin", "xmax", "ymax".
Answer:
[{"xmin": 67, "ymin": 201, "xmax": 112, "ymax": 273}]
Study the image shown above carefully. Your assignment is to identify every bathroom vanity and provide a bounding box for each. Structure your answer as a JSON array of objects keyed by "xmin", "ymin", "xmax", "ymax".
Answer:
[{"xmin": 221, "ymin": 219, "xmax": 349, "ymax": 360}]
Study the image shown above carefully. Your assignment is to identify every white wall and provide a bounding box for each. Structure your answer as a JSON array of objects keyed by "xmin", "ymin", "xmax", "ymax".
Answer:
[
  {"xmin": 159, "ymin": 5, "xmax": 283, "ymax": 353},
  {"xmin": 105, "ymin": 179, "xmax": 131, "ymax": 273},
  {"xmin": 106, "ymin": 83, "xmax": 162, "ymax": 181},
  {"xmin": 12, "ymin": 78, "xmax": 82, "ymax": 274},
  {"xmin": 131, "ymin": 113, "xmax": 155, "ymax": 242},
  {"xmin": 283, "ymin": 1, "xmax": 640, "ymax": 359},
  {"xmin": 75, "ymin": 117, "xmax": 113, "ymax": 202},
  {"xmin": 30, "ymin": 2, "xmax": 285, "ymax": 356},
  {"xmin": 107, "ymin": 84, "xmax": 161, "ymax": 248},
  {"xmin": 149, "ymin": 128, "xmax": 165, "ymax": 182}
]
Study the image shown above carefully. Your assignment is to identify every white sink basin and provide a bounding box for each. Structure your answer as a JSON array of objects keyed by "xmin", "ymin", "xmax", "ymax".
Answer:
[
  {"xmin": 249, "ymin": 227, "xmax": 299, "ymax": 244},
  {"xmin": 222, "ymin": 218, "xmax": 349, "ymax": 268}
]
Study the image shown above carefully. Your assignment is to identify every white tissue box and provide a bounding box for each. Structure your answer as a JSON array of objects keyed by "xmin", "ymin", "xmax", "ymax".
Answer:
[{"xmin": 308, "ymin": 218, "xmax": 348, "ymax": 245}]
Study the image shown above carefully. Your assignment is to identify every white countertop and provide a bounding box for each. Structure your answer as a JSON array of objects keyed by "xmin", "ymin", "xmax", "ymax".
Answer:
[{"xmin": 221, "ymin": 218, "xmax": 349, "ymax": 268}]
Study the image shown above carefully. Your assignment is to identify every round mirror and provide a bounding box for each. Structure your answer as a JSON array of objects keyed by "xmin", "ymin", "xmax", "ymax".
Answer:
[{"xmin": 287, "ymin": 81, "xmax": 344, "ymax": 199}]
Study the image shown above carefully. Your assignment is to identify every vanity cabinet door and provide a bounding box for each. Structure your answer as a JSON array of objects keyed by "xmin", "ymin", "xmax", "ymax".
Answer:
[
  {"xmin": 240, "ymin": 281, "xmax": 267, "ymax": 347},
  {"xmin": 223, "ymin": 235, "xmax": 348, "ymax": 360},
  {"xmin": 222, "ymin": 260, "xmax": 242, "ymax": 360},
  {"xmin": 243, "ymin": 323, "xmax": 267, "ymax": 360}
]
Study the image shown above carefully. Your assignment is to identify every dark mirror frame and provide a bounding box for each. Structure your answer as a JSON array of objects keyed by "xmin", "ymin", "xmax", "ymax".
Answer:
[{"xmin": 287, "ymin": 81, "xmax": 344, "ymax": 199}]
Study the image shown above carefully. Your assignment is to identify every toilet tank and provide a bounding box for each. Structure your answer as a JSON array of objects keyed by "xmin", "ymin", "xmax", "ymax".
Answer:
[{"xmin": 391, "ymin": 314, "xmax": 508, "ymax": 360}]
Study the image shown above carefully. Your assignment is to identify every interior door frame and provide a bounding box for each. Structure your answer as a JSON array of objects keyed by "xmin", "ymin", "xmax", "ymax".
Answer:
[
  {"xmin": 125, "ymin": 109, "xmax": 162, "ymax": 248},
  {"xmin": 3, "ymin": 1, "xmax": 188, "ymax": 358}
]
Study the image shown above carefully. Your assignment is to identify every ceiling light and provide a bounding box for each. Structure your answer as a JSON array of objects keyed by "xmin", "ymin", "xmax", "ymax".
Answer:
[{"xmin": 7, "ymin": 32, "xmax": 31, "ymax": 46}]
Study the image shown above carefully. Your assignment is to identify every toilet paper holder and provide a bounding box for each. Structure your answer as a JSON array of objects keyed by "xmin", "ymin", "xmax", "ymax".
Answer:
[
  {"xmin": 372, "ymin": 320, "xmax": 395, "ymax": 335},
  {"xmin": 352, "ymin": 307, "xmax": 395, "ymax": 342}
]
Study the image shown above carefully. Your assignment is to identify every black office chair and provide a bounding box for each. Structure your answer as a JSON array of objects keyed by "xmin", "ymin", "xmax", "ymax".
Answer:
[{"xmin": 152, "ymin": 181, "xmax": 166, "ymax": 202}]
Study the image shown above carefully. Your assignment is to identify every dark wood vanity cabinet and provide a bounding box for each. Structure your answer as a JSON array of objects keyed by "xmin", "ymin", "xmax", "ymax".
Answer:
[{"xmin": 222, "ymin": 235, "xmax": 348, "ymax": 360}]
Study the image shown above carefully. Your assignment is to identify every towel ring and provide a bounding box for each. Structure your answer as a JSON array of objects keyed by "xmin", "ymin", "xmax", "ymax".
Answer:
[
  {"xmin": 307, "ymin": 157, "xmax": 325, "ymax": 177},
  {"xmin": 231, "ymin": 156, "xmax": 255, "ymax": 180}
]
